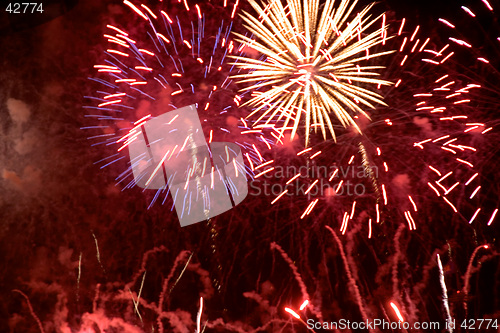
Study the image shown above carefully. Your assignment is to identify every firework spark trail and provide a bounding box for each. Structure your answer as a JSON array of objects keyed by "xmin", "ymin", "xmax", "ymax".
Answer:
[
  {"xmin": 154, "ymin": 250, "xmax": 192, "ymax": 333},
  {"xmin": 389, "ymin": 301, "xmax": 404, "ymax": 322},
  {"xmin": 157, "ymin": 250, "xmax": 192, "ymax": 312},
  {"xmin": 168, "ymin": 251, "xmax": 194, "ymax": 295},
  {"xmin": 391, "ymin": 225, "xmax": 404, "ymax": 306},
  {"xmin": 389, "ymin": 302, "xmax": 411, "ymax": 333},
  {"xmin": 439, "ymin": 0, "xmax": 499, "ymax": 70},
  {"xmin": 462, "ymin": 244, "xmax": 489, "ymax": 316},
  {"xmin": 92, "ymin": 283, "xmax": 100, "ymax": 313},
  {"xmin": 270, "ymin": 242, "xmax": 323, "ymax": 321},
  {"xmin": 284, "ymin": 307, "xmax": 319, "ymax": 332},
  {"xmin": 125, "ymin": 245, "xmax": 168, "ymax": 291},
  {"xmin": 92, "ymin": 232, "xmax": 106, "ymax": 274},
  {"xmin": 80, "ymin": 249, "xmax": 217, "ymax": 332},
  {"xmin": 77, "ymin": 245, "xmax": 315, "ymax": 332},
  {"xmin": 437, "ymin": 254, "xmax": 453, "ymax": 333},
  {"xmin": 325, "ymin": 226, "xmax": 371, "ymax": 330},
  {"xmin": 129, "ymin": 271, "xmax": 146, "ymax": 323},
  {"xmin": 231, "ymin": 0, "xmax": 393, "ymax": 145},
  {"xmin": 77, "ymin": 252, "xmax": 82, "ymax": 302},
  {"xmin": 12, "ymin": 290, "xmax": 45, "ymax": 333},
  {"xmin": 196, "ymin": 297, "xmax": 204, "ymax": 333}
]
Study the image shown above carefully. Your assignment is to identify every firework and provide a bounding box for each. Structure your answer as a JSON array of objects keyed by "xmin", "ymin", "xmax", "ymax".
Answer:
[
  {"xmin": 260, "ymin": 16, "xmax": 498, "ymax": 235},
  {"xmin": 437, "ymin": 254, "xmax": 453, "ymax": 333},
  {"xmin": 230, "ymin": 0, "xmax": 393, "ymax": 145},
  {"xmin": 436, "ymin": 0, "xmax": 500, "ymax": 223},
  {"xmin": 84, "ymin": 0, "xmax": 274, "ymax": 214},
  {"xmin": 438, "ymin": 0, "xmax": 500, "ymax": 75}
]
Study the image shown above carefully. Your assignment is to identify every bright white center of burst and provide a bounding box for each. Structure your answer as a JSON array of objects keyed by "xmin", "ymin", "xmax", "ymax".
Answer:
[{"xmin": 294, "ymin": 64, "xmax": 315, "ymax": 86}]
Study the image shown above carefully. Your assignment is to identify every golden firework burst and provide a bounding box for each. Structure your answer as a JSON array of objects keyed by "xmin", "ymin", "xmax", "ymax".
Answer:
[{"xmin": 231, "ymin": 0, "xmax": 393, "ymax": 145}]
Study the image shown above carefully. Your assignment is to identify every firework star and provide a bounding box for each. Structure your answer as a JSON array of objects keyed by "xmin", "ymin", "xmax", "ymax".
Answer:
[{"xmin": 230, "ymin": 0, "xmax": 394, "ymax": 145}]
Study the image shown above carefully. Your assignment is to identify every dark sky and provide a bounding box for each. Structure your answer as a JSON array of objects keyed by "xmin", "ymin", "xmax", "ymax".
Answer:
[{"xmin": 385, "ymin": 0, "xmax": 463, "ymax": 17}]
